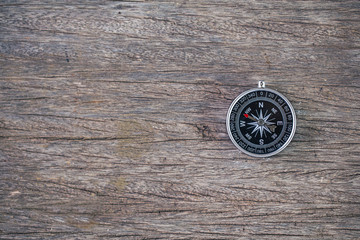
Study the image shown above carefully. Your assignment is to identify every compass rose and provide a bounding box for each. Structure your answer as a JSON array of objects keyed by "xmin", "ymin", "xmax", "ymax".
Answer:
[{"xmin": 245, "ymin": 109, "xmax": 275, "ymax": 138}]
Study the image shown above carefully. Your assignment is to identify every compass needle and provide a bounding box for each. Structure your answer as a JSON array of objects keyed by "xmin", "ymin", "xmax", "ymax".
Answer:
[{"xmin": 248, "ymin": 115, "xmax": 258, "ymax": 122}]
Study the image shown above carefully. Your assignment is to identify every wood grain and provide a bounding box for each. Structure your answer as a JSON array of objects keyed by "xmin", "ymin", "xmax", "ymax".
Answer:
[{"xmin": 0, "ymin": 0, "xmax": 359, "ymax": 239}]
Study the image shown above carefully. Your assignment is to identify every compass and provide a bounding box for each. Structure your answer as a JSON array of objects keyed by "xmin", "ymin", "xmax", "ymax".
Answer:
[{"xmin": 226, "ymin": 81, "xmax": 296, "ymax": 157}]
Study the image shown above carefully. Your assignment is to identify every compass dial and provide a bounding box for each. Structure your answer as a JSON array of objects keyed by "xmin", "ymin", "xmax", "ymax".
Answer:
[{"xmin": 226, "ymin": 88, "xmax": 296, "ymax": 157}]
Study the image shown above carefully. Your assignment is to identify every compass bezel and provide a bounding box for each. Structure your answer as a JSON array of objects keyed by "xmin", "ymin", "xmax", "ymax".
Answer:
[{"xmin": 226, "ymin": 87, "xmax": 296, "ymax": 158}]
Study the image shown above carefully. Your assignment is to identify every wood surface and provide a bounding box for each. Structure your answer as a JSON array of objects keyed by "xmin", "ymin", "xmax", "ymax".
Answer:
[{"xmin": 0, "ymin": 0, "xmax": 360, "ymax": 239}]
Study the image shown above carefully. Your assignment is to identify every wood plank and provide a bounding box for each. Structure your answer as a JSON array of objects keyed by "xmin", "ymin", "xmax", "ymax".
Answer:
[{"xmin": 0, "ymin": 0, "xmax": 359, "ymax": 239}]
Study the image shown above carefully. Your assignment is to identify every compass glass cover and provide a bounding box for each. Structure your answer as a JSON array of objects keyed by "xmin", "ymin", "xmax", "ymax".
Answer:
[{"xmin": 226, "ymin": 88, "xmax": 296, "ymax": 157}]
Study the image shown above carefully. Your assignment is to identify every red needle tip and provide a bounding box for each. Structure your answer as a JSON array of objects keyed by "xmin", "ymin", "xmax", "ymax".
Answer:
[{"xmin": 244, "ymin": 114, "xmax": 249, "ymax": 118}]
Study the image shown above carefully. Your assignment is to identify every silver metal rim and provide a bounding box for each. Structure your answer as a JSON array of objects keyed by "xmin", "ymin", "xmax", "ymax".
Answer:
[{"xmin": 226, "ymin": 87, "xmax": 296, "ymax": 158}]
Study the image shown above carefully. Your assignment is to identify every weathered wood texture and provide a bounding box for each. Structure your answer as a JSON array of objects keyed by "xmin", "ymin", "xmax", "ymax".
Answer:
[{"xmin": 0, "ymin": 0, "xmax": 360, "ymax": 239}]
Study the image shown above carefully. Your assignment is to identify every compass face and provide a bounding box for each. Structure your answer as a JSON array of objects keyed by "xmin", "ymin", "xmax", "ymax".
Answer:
[{"xmin": 226, "ymin": 88, "xmax": 296, "ymax": 157}]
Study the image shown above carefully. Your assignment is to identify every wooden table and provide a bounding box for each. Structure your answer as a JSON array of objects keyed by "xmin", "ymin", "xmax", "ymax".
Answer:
[{"xmin": 1, "ymin": 1, "xmax": 359, "ymax": 239}]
